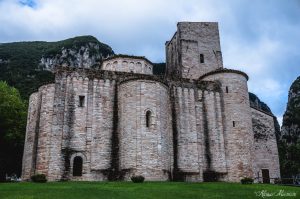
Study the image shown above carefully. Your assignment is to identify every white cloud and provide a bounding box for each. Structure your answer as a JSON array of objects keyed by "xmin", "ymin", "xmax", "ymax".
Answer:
[
  {"xmin": 249, "ymin": 78, "xmax": 285, "ymax": 98},
  {"xmin": 223, "ymin": 36, "xmax": 281, "ymax": 74},
  {"xmin": 276, "ymin": 116, "xmax": 283, "ymax": 127}
]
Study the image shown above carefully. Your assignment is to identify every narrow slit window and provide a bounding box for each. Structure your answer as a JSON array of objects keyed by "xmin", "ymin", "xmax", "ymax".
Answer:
[
  {"xmin": 226, "ymin": 86, "xmax": 229, "ymax": 93},
  {"xmin": 200, "ymin": 54, "xmax": 204, "ymax": 63},
  {"xmin": 79, "ymin": 96, "xmax": 85, "ymax": 107},
  {"xmin": 233, "ymin": 121, "xmax": 235, "ymax": 127},
  {"xmin": 146, "ymin": 110, "xmax": 151, "ymax": 128}
]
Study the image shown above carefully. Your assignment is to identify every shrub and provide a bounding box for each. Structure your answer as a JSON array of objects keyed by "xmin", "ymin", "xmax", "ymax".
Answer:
[
  {"xmin": 131, "ymin": 175, "xmax": 145, "ymax": 183},
  {"xmin": 281, "ymin": 178, "xmax": 294, "ymax": 184},
  {"xmin": 274, "ymin": 178, "xmax": 281, "ymax": 184},
  {"xmin": 240, "ymin": 177, "xmax": 254, "ymax": 184},
  {"xmin": 31, "ymin": 174, "xmax": 47, "ymax": 183}
]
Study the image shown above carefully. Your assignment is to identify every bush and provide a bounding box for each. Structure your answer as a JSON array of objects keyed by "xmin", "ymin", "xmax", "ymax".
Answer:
[
  {"xmin": 131, "ymin": 175, "xmax": 145, "ymax": 183},
  {"xmin": 31, "ymin": 174, "xmax": 47, "ymax": 183},
  {"xmin": 240, "ymin": 177, "xmax": 254, "ymax": 184},
  {"xmin": 281, "ymin": 178, "xmax": 294, "ymax": 184},
  {"xmin": 274, "ymin": 178, "xmax": 281, "ymax": 184}
]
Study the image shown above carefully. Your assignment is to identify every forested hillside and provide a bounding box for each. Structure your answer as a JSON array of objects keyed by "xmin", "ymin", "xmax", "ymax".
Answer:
[
  {"xmin": 0, "ymin": 35, "xmax": 114, "ymax": 99},
  {"xmin": 280, "ymin": 76, "xmax": 300, "ymax": 177}
]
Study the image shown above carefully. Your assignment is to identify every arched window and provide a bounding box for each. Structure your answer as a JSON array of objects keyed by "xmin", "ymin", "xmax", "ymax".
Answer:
[
  {"xmin": 129, "ymin": 62, "xmax": 134, "ymax": 72},
  {"xmin": 146, "ymin": 110, "xmax": 151, "ymax": 128},
  {"xmin": 122, "ymin": 61, "xmax": 128, "ymax": 71},
  {"xmin": 112, "ymin": 61, "xmax": 118, "ymax": 71},
  {"xmin": 73, "ymin": 156, "xmax": 83, "ymax": 176},
  {"xmin": 106, "ymin": 63, "xmax": 111, "ymax": 70}
]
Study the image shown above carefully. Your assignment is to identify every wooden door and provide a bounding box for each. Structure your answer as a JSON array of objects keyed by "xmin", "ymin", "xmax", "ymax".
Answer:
[{"xmin": 262, "ymin": 169, "xmax": 270, "ymax": 183}]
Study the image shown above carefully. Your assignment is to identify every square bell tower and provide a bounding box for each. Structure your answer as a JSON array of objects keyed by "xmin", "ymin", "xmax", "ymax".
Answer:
[{"xmin": 166, "ymin": 22, "xmax": 223, "ymax": 79}]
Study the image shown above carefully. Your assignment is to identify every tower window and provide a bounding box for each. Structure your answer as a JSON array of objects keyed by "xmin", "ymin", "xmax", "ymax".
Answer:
[
  {"xmin": 200, "ymin": 54, "xmax": 204, "ymax": 63},
  {"xmin": 73, "ymin": 156, "xmax": 83, "ymax": 176},
  {"xmin": 226, "ymin": 86, "xmax": 229, "ymax": 93},
  {"xmin": 233, "ymin": 121, "xmax": 236, "ymax": 127},
  {"xmin": 79, "ymin": 96, "xmax": 85, "ymax": 107},
  {"xmin": 146, "ymin": 110, "xmax": 152, "ymax": 128}
]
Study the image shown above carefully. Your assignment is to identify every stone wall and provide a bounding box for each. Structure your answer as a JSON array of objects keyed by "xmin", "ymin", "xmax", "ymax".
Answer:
[
  {"xmin": 118, "ymin": 79, "xmax": 172, "ymax": 181},
  {"xmin": 58, "ymin": 73, "xmax": 116, "ymax": 181},
  {"xmin": 22, "ymin": 84, "xmax": 55, "ymax": 180},
  {"xmin": 201, "ymin": 71, "xmax": 254, "ymax": 182},
  {"xmin": 174, "ymin": 87, "xmax": 200, "ymax": 174},
  {"xmin": 35, "ymin": 84, "xmax": 55, "ymax": 175},
  {"xmin": 102, "ymin": 56, "xmax": 153, "ymax": 75},
  {"xmin": 202, "ymin": 89, "xmax": 227, "ymax": 174},
  {"xmin": 172, "ymin": 86, "xmax": 201, "ymax": 181},
  {"xmin": 166, "ymin": 32, "xmax": 180, "ymax": 78},
  {"xmin": 22, "ymin": 69, "xmax": 118, "ymax": 181},
  {"xmin": 90, "ymin": 79, "xmax": 115, "ymax": 171},
  {"xmin": 166, "ymin": 22, "xmax": 223, "ymax": 79},
  {"xmin": 22, "ymin": 92, "xmax": 40, "ymax": 180},
  {"xmin": 171, "ymin": 82, "xmax": 227, "ymax": 182},
  {"xmin": 251, "ymin": 108, "xmax": 281, "ymax": 183},
  {"xmin": 47, "ymin": 73, "xmax": 68, "ymax": 181}
]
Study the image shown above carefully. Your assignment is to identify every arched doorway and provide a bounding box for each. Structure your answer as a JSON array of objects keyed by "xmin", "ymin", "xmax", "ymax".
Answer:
[{"xmin": 73, "ymin": 156, "xmax": 83, "ymax": 176}]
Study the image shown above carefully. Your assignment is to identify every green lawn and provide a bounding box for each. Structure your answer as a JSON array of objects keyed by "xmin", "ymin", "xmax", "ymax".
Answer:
[{"xmin": 0, "ymin": 182, "xmax": 298, "ymax": 199}]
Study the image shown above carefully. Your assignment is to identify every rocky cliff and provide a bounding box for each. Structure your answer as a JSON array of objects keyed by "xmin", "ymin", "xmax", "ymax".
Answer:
[
  {"xmin": 281, "ymin": 76, "xmax": 300, "ymax": 143},
  {"xmin": 0, "ymin": 36, "xmax": 114, "ymax": 98},
  {"xmin": 279, "ymin": 76, "xmax": 300, "ymax": 177},
  {"xmin": 249, "ymin": 92, "xmax": 281, "ymax": 140},
  {"xmin": 39, "ymin": 36, "xmax": 114, "ymax": 70}
]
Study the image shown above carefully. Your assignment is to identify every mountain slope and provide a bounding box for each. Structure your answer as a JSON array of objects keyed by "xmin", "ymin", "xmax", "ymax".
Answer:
[
  {"xmin": 249, "ymin": 92, "xmax": 281, "ymax": 140},
  {"xmin": 0, "ymin": 36, "xmax": 114, "ymax": 98},
  {"xmin": 40, "ymin": 36, "xmax": 114, "ymax": 70},
  {"xmin": 279, "ymin": 76, "xmax": 300, "ymax": 177},
  {"xmin": 281, "ymin": 76, "xmax": 300, "ymax": 143}
]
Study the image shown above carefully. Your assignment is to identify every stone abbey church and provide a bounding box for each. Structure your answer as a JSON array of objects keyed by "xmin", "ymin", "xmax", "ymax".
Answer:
[{"xmin": 22, "ymin": 22, "xmax": 280, "ymax": 182}]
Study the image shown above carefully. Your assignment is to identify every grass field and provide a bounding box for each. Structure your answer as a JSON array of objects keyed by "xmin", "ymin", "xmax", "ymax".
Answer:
[{"xmin": 0, "ymin": 182, "xmax": 299, "ymax": 199}]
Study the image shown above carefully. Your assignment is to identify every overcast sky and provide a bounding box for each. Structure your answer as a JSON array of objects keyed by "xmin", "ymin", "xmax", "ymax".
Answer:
[{"xmin": 0, "ymin": 0, "xmax": 299, "ymax": 125}]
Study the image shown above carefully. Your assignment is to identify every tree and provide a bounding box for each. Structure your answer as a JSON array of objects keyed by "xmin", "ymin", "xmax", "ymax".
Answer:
[
  {"xmin": 279, "ymin": 140, "xmax": 300, "ymax": 177},
  {"xmin": 0, "ymin": 81, "xmax": 27, "ymax": 181}
]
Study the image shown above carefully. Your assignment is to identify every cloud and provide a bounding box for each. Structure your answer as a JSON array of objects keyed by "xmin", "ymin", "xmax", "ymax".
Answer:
[
  {"xmin": 276, "ymin": 116, "xmax": 283, "ymax": 127},
  {"xmin": 19, "ymin": 0, "xmax": 36, "ymax": 8},
  {"xmin": 0, "ymin": 0, "xmax": 299, "ymax": 122}
]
